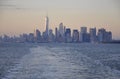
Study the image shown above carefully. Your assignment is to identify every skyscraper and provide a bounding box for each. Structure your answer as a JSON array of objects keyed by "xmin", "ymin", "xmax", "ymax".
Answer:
[
  {"xmin": 45, "ymin": 16, "xmax": 49, "ymax": 36},
  {"xmin": 98, "ymin": 28, "xmax": 112, "ymax": 42},
  {"xmin": 79, "ymin": 26, "xmax": 87, "ymax": 42},
  {"xmin": 90, "ymin": 27, "xmax": 97, "ymax": 43},
  {"xmin": 65, "ymin": 28, "xmax": 72, "ymax": 43},
  {"xmin": 105, "ymin": 31, "xmax": 112, "ymax": 42},
  {"xmin": 59, "ymin": 23, "xmax": 64, "ymax": 36},
  {"xmin": 58, "ymin": 23, "xmax": 64, "ymax": 42},
  {"xmin": 28, "ymin": 33, "xmax": 34, "ymax": 42},
  {"xmin": 98, "ymin": 28, "xmax": 106, "ymax": 42},
  {"xmin": 72, "ymin": 30, "xmax": 79, "ymax": 43},
  {"xmin": 81, "ymin": 27, "xmax": 87, "ymax": 33},
  {"xmin": 34, "ymin": 29, "xmax": 41, "ymax": 42},
  {"xmin": 49, "ymin": 29, "xmax": 55, "ymax": 42}
]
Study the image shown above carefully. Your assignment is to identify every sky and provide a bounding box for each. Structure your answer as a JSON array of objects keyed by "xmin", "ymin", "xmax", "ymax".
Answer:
[{"xmin": 0, "ymin": 0, "xmax": 120, "ymax": 39}]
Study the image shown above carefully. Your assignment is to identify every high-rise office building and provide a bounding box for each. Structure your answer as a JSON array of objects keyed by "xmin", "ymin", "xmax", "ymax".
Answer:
[
  {"xmin": 79, "ymin": 26, "xmax": 88, "ymax": 42},
  {"xmin": 59, "ymin": 23, "xmax": 64, "ymax": 36},
  {"xmin": 105, "ymin": 31, "xmax": 112, "ymax": 42},
  {"xmin": 90, "ymin": 27, "xmax": 97, "ymax": 43},
  {"xmin": 34, "ymin": 29, "xmax": 41, "ymax": 42},
  {"xmin": 81, "ymin": 27, "xmax": 87, "ymax": 33},
  {"xmin": 65, "ymin": 28, "xmax": 72, "ymax": 43},
  {"xmin": 72, "ymin": 30, "xmax": 79, "ymax": 42},
  {"xmin": 49, "ymin": 29, "xmax": 55, "ymax": 42},
  {"xmin": 55, "ymin": 27, "xmax": 59, "ymax": 42},
  {"xmin": 28, "ymin": 33, "xmax": 34, "ymax": 42},
  {"xmin": 64, "ymin": 26, "xmax": 66, "ymax": 35},
  {"xmin": 98, "ymin": 28, "xmax": 112, "ymax": 42},
  {"xmin": 98, "ymin": 28, "xmax": 106, "ymax": 42},
  {"xmin": 45, "ymin": 16, "xmax": 49, "ymax": 36},
  {"xmin": 19, "ymin": 34, "xmax": 28, "ymax": 42},
  {"xmin": 82, "ymin": 33, "xmax": 90, "ymax": 42},
  {"xmin": 58, "ymin": 23, "xmax": 64, "ymax": 42}
]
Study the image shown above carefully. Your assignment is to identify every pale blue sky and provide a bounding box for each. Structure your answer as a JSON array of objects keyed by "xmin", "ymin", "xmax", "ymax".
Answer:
[
  {"xmin": 0, "ymin": 0, "xmax": 119, "ymax": 11},
  {"xmin": 0, "ymin": 0, "xmax": 120, "ymax": 39}
]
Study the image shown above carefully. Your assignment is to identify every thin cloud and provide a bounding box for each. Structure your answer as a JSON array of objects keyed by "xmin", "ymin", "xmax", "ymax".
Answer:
[{"xmin": 0, "ymin": 0, "xmax": 17, "ymax": 9}]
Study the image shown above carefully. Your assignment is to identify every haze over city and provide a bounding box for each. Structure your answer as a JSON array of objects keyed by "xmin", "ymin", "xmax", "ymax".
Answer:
[{"xmin": 0, "ymin": 0, "xmax": 120, "ymax": 39}]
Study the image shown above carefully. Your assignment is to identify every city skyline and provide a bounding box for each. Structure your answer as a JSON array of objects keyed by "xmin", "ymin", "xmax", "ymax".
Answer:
[
  {"xmin": 0, "ymin": 16, "xmax": 118, "ymax": 40},
  {"xmin": 0, "ymin": 0, "xmax": 120, "ymax": 39},
  {"xmin": 0, "ymin": 20, "xmax": 113, "ymax": 43}
]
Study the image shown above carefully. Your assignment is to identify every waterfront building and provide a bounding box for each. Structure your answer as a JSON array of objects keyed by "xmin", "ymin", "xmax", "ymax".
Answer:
[
  {"xmin": 34, "ymin": 29, "xmax": 41, "ymax": 42},
  {"xmin": 82, "ymin": 33, "xmax": 90, "ymax": 42},
  {"xmin": 42, "ymin": 31, "xmax": 48, "ymax": 42},
  {"xmin": 49, "ymin": 29, "xmax": 55, "ymax": 42},
  {"xmin": 72, "ymin": 30, "xmax": 79, "ymax": 43},
  {"xmin": 19, "ymin": 34, "xmax": 28, "ymax": 42},
  {"xmin": 65, "ymin": 28, "xmax": 72, "ymax": 43},
  {"xmin": 79, "ymin": 26, "xmax": 89, "ymax": 42},
  {"xmin": 28, "ymin": 33, "xmax": 34, "ymax": 42},
  {"xmin": 59, "ymin": 23, "xmax": 64, "ymax": 37},
  {"xmin": 55, "ymin": 27, "xmax": 59, "ymax": 42},
  {"xmin": 90, "ymin": 27, "xmax": 97, "ymax": 43},
  {"xmin": 58, "ymin": 23, "xmax": 64, "ymax": 42},
  {"xmin": 105, "ymin": 31, "xmax": 112, "ymax": 42},
  {"xmin": 45, "ymin": 16, "xmax": 49, "ymax": 36},
  {"xmin": 98, "ymin": 28, "xmax": 112, "ymax": 42}
]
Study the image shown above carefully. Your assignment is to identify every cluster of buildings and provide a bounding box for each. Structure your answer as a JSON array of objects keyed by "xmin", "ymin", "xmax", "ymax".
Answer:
[{"xmin": 0, "ymin": 16, "xmax": 112, "ymax": 43}]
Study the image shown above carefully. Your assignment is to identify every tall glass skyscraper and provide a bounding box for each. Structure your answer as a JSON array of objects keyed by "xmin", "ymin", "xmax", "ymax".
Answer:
[{"xmin": 45, "ymin": 16, "xmax": 49, "ymax": 36}]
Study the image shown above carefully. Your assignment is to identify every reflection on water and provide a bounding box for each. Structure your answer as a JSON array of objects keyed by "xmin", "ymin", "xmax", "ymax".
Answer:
[{"xmin": 1, "ymin": 43, "xmax": 120, "ymax": 79}]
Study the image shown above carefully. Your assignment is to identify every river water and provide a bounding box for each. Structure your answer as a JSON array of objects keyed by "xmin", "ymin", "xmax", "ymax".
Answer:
[{"xmin": 1, "ymin": 43, "xmax": 120, "ymax": 79}]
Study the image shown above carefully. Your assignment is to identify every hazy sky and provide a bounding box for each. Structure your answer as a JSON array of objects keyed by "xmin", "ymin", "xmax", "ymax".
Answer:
[{"xmin": 0, "ymin": 0, "xmax": 120, "ymax": 39}]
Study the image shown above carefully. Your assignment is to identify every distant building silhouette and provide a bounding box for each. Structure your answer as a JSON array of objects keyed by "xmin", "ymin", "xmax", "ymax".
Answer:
[
  {"xmin": 0, "ymin": 17, "xmax": 114, "ymax": 43},
  {"xmin": 45, "ymin": 16, "xmax": 49, "ymax": 36},
  {"xmin": 28, "ymin": 33, "xmax": 34, "ymax": 42},
  {"xmin": 72, "ymin": 30, "xmax": 79, "ymax": 43},
  {"xmin": 49, "ymin": 29, "xmax": 55, "ymax": 42},
  {"xmin": 65, "ymin": 28, "xmax": 72, "ymax": 43},
  {"xmin": 55, "ymin": 27, "xmax": 59, "ymax": 42},
  {"xmin": 98, "ymin": 28, "xmax": 112, "ymax": 42},
  {"xmin": 79, "ymin": 27, "xmax": 90, "ymax": 42},
  {"xmin": 59, "ymin": 23, "xmax": 64, "ymax": 37},
  {"xmin": 58, "ymin": 23, "xmax": 64, "ymax": 42},
  {"xmin": 19, "ymin": 34, "xmax": 28, "ymax": 42},
  {"xmin": 105, "ymin": 31, "xmax": 112, "ymax": 42},
  {"xmin": 42, "ymin": 31, "xmax": 48, "ymax": 42},
  {"xmin": 90, "ymin": 27, "xmax": 97, "ymax": 43},
  {"xmin": 34, "ymin": 29, "xmax": 41, "ymax": 42}
]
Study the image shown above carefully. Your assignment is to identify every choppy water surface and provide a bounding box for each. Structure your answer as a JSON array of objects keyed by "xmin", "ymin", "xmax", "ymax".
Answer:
[{"xmin": 1, "ymin": 43, "xmax": 120, "ymax": 79}]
